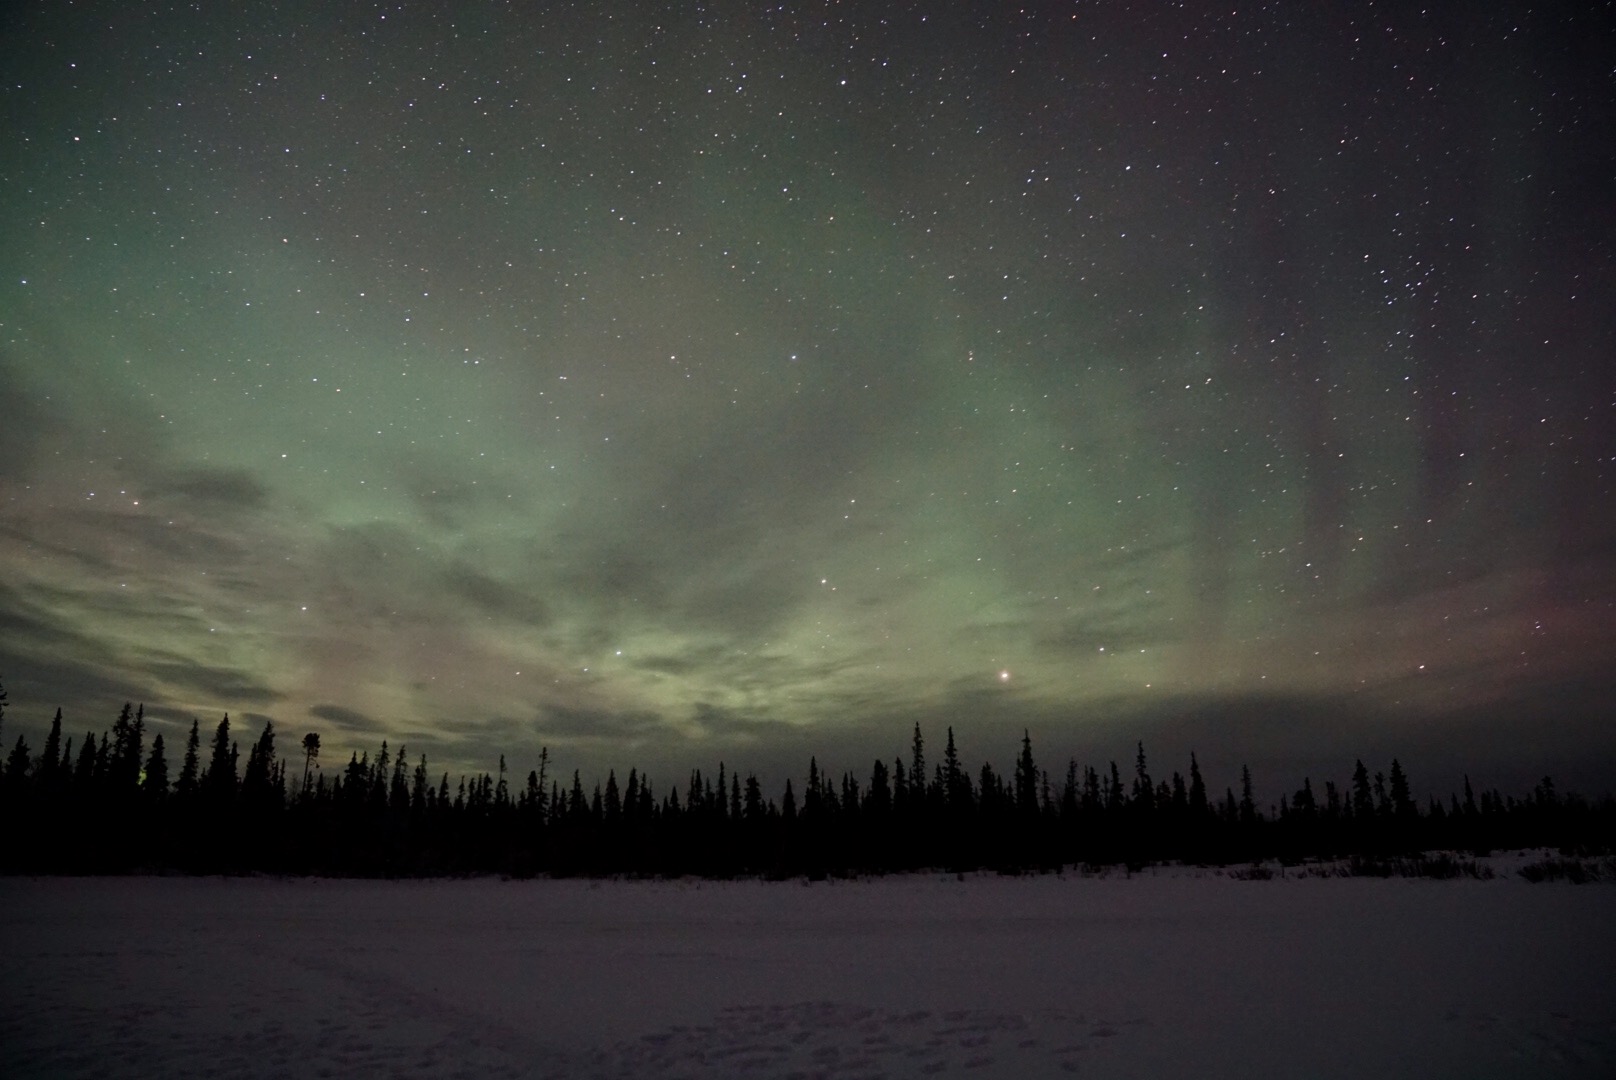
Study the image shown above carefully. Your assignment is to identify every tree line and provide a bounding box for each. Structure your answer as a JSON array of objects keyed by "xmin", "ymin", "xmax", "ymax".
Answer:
[{"xmin": 1, "ymin": 682, "xmax": 1610, "ymax": 877}]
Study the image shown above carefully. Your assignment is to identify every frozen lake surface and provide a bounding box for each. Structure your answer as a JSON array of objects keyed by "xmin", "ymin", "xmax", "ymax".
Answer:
[{"xmin": 2, "ymin": 869, "xmax": 1612, "ymax": 1078}]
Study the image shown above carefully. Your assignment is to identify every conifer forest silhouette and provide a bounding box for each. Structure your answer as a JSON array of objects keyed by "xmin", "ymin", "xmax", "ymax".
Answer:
[{"xmin": 1, "ymin": 678, "xmax": 1610, "ymax": 878}]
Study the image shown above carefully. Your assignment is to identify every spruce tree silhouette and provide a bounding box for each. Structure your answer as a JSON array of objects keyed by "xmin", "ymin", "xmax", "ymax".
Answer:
[
  {"xmin": 1351, "ymin": 759, "xmax": 1374, "ymax": 820},
  {"xmin": 300, "ymin": 732, "xmax": 321, "ymax": 796},
  {"xmin": 370, "ymin": 742, "xmax": 391, "ymax": 810},
  {"xmin": 412, "ymin": 756, "xmax": 433, "ymax": 814},
  {"xmin": 1389, "ymin": 760, "xmax": 1416, "ymax": 823},
  {"xmin": 0, "ymin": 668, "xmax": 1607, "ymax": 878},
  {"xmin": 1132, "ymin": 742, "xmax": 1154, "ymax": 813},
  {"xmin": 534, "ymin": 747, "xmax": 550, "ymax": 823},
  {"xmin": 568, "ymin": 771, "xmax": 586, "ymax": 823},
  {"xmin": 72, "ymin": 732, "xmax": 97, "ymax": 790},
  {"xmin": 1106, "ymin": 762, "xmax": 1125, "ymax": 816},
  {"xmin": 942, "ymin": 728, "xmax": 965, "ymax": 813},
  {"xmin": 867, "ymin": 759, "xmax": 892, "ymax": 818},
  {"xmin": 909, "ymin": 725, "xmax": 925, "ymax": 809},
  {"xmin": 142, "ymin": 734, "xmax": 169, "ymax": 804},
  {"xmin": 3, "ymin": 733, "xmax": 29, "ymax": 786},
  {"xmin": 620, "ymin": 768, "xmax": 639, "ymax": 825},
  {"xmin": 175, "ymin": 720, "xmax": 201, "ymax": 802},
  {"xmin": 241, "ymin": 721, "xmax": 278, "ymax": 809},
  {"xmin": 108, "ymin": 703, "xmax": 145, "ymax": 799},
  {"xmin": 203, "ymin": 715, "xmax": 236, "ymax": 807},
  {"xmin": 1170, "ymin": 771, "xmax": 1188, "ymax": 816},
  {"xmin": 1188, "ymin": 753, "xmax": 1209, "ymax": 818},
  {"xmin": 744, "ymin": 773, "xmax": 765, "ymax": 821},
  {"xmin": 393, "ymin": 749, "xmax": 413, "ymax": 813},
  {"xmin": 804, "ymin": 758, "xmax": 822, "ymax": 819},
  {"xmin": 1014, "ymin": 731, "xmax": 1039, "ymax": 819},
  {"xmin": 39, "ymin": 709, "xmax": 63, "ymax": 793}
]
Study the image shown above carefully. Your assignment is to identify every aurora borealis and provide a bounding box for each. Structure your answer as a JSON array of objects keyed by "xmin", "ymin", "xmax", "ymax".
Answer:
[{"xmin": 2, "ymin": 2, "xmax": 1612, "ymax": 793}]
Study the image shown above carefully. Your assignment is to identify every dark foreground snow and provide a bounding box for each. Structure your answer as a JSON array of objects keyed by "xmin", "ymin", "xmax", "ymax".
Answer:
[{"xmin": 2, "ymin": 869, "xmax": 1612, "ymax": 1078}]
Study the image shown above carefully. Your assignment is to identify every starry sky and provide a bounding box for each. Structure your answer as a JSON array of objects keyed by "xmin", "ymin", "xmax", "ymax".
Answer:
[{"xmin": 2, "ymin": 1, "xmax": 1613, "ymax": 795}]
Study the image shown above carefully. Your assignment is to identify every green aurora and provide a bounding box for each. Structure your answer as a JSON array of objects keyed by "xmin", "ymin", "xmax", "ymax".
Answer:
[{"xmin": 2, "ymin": 2, "xmax": 1612, "ymax": 794}]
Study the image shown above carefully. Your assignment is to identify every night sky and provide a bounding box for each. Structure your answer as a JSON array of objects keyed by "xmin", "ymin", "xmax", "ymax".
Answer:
[{"xmin": 3, "ymin": 2, "xmax": 1613, "ymax": 795}]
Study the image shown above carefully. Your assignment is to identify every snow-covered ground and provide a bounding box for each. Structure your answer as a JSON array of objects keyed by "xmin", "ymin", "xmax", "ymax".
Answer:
[{"xmin": 2, "ymin": 868, "xmax": 1612, "ymax": 1078}]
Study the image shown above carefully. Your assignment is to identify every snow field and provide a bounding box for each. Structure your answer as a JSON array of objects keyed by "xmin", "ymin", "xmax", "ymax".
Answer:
[{"xmin": 1, "ymin": 870, "xmax": 1612, "ymax": 1078}]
